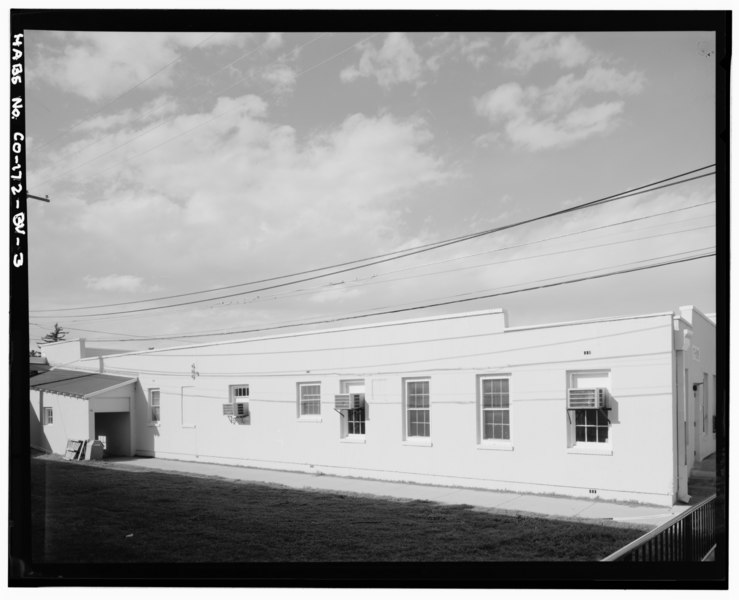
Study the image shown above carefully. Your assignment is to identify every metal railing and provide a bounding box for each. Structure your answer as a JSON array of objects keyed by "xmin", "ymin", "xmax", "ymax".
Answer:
[{"xmin": 602, "ymin": 494, "xmax": 716, "ymax": 561}]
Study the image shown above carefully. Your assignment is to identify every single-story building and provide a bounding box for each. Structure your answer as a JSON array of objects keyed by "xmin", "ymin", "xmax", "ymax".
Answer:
[{"xmin": 29, "ymin": 305, "xmax": 716, "ymax": 507}]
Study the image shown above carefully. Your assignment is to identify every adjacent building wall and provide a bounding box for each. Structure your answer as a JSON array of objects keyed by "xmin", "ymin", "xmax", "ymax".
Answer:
[{"xmin": 62, "ymin": 309, "xmax": 680, "ymax": 506}]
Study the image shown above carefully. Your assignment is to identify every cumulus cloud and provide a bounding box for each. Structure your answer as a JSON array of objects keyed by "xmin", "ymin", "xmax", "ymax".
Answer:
[
  {"xmin": 503, "ymin": 32, "xmax": 592, "ymax": 71},
  {"xmin": 426, "ymin": 33, "xmax": 494, "ymax": 71},
  {"xmin": 259, "ymin": 64, "xmax": 297, "ymax": 95},
  {"xmin": 27, "ymin": 32, "xmax": 254, "ymax": 102},
  {"xmin": 476, "ymin": 36, "xmax": 645, "ymax": 151},
  {"xmin": 340, "ymin": 32, "xmax": 423, "ymax": 88},
  {"xmin": 29, "ymin": 94, "xmax": 450, "ymax": 315}
]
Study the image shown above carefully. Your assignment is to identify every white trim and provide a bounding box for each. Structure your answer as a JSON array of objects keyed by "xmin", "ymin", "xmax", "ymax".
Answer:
[
  {"xmin": 566, "ymin": 444, "xmax": 613, "ymax": 456},
  {"xmin": 402, "ymin": 439, "xmax": 433, "ymax": 447},
  {"xmin": 403, "ymin": 377, "xmax": 431, "ymax": 441},
  {"xmin": 340, "ymin": 436, "xmax": 366, "ymax": 444},
  {"xmin": 477, "ymin": 441, "xmax": 514, "ymax": 452}
]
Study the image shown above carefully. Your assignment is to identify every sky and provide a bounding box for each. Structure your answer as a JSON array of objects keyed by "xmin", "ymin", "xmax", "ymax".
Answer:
[{"xmin": 23, "ymin": 27, "xmax": 717, "ymax": 351}]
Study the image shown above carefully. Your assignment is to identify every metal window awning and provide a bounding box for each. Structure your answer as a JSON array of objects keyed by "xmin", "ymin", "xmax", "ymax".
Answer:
[{"xmin": 30, "ymin": 369, "xmax": 136, "ymax": 399}]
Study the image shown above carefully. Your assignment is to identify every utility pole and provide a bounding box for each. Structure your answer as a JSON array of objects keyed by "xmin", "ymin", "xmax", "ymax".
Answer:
[{"xmin": 27, "ymin": 192, "xmax": 50, "ymax": 203}]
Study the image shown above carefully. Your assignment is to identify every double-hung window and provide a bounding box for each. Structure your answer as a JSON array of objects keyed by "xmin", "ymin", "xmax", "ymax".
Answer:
[
  {"xmin": 567, "ymin": 370, "xmax": 611, "ymax": 448},
  {"xmin": 149, "ymin": 388, "xmax": 160, "ymax": 423},
  {"xmin": 405, "ymin": 379, "xmax": 430, "ymax": 438},
  {"xmin": 43, "ymin": 407, "xmax": 53, "ymax": 425},
  {"xmin": 298, "ymin": 383, "xmax": 321, "ymax": 417},
  {"xmin": 481, "ymin": 377, "xmax": 510, "ymax": 441}
]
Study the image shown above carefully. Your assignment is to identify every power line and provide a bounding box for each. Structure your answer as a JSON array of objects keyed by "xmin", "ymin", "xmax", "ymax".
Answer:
[
  {"xmin": 81, "ymin": 249, "xmax": 714, "ymax": 343},
  {"xmin": 205, "ymin": 222, "xmax": 714, "ymax": 309},
  {"xmin": 30, "ymin": 165, "xmax": 715, "ymax": 317},
  {"xmin": 29, "ymin": 200, "xmax": 715, "ymax": 330}
]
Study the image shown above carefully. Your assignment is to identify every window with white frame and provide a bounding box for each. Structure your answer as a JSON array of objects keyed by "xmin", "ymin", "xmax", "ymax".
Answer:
[
  {"xmin": 149, "ymin": 388, "xmax": 160, "ymax": 423},
  {"xmin": 405, "ymin": 379, "xmax": 430, "ymax": 438},
  {"xmin": 340, "ymin": 380, "xmax": 366, "ymax": 437},
  {"xmin": 228, "ymin": 384, "xmax": 250, "ymax": 419},
  {"xmin": 43, "ymin": 407, "xmax": 53, "ymax": 425},
  {"xmin": 298, "ymin": 382, "xmax": 321, "ymax": 417},
  {"xmin": 481, "ymin": 377, "xmax": 510, "ymax": 441},
  {"xmin": 567, "ymin": 370, "xmax": 611, "ymax": 445}
]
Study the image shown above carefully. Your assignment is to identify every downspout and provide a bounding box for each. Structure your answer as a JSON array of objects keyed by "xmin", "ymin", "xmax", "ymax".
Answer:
[{"xmin": 674, "ymin": 317, "xmax": 691, "ymax": 503}]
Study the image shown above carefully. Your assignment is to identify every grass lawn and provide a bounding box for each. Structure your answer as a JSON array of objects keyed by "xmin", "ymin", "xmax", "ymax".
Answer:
[{"xmin": 31, "ymin": 456, "xmax": 642, "ymax": 563}]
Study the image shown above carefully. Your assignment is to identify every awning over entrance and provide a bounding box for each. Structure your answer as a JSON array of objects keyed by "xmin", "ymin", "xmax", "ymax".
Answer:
[{"xmin": 30, "ymin": 369, "xmax": 136, "ymax": 399}]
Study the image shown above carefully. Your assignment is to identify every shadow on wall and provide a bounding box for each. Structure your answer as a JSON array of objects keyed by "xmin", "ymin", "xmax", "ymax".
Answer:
[{"xmin": 29, "ymin": 402, "xmax": 52, "ymax": 453}]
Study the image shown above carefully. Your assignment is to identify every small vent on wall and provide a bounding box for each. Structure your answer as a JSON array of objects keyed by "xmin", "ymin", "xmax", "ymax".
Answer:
[{"xmin": 583, "ymin": 350, "xmax": 591, "ymax": 355}]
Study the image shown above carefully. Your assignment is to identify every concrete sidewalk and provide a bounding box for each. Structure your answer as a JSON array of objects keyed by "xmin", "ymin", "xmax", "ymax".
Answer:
[{"xmin": 94, "ymin": 456, "xmax": 690, "ymax": 529}]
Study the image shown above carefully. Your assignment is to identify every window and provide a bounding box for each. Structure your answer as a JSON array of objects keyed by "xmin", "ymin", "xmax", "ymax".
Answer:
[
  {"xmin": 339, "ymin": 380, "xmax": 366, "ymax": 438},
  {"xmin": 481, "ymin": 377, "xmax": 510, "ymax": 440},
  {"xmin": 574, "ymin": 409, "xmax": 609, "ymax": 443},
  {"xmin": 298, "ymin": 383, "xmax": 321, "ymax": 417},
  {"xmin": 347, "ymin": 407, "xmax": 366, "ymax": 435},
  {"xmin": 567, "ymin": 370, "xmax": 611, "ymax": 447},
  {"xmin": 231, "ymin": 385, "xmax": 249, "ymax": 402},
  {"xmin": 43, "ymin": 407, "xmax": 53, "ymax": 425},
  {"xmin": 405, "ymin": 379, "xmax": 430, "ymax": 438},
  {"xmin": 149, "ymin": 388, "xmax": 160, "ymax": 422},
  {"xmin": 227, "ymin": 384, "xmax": 250, "ymax": 420}
]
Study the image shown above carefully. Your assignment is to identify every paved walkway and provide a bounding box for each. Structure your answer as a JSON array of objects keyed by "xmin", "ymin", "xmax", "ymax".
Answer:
[{"xmin": 95, "ymin": 456, "xmax": 692, "ymax": 529}]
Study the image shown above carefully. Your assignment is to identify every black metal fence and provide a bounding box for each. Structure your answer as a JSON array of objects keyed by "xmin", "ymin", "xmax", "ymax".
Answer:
[{"xmin": 602, "ymin": 494, "xmax": 716, "ymax": 561}]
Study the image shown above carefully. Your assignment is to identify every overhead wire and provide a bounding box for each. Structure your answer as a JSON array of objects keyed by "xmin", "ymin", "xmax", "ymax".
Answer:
[
  {"xmin": 29, "ymin": 166, "xmax": 716, "ymax": 318},
  {"xmin": 28, "ymin": 199, "xmax": 715, "ymax": 333},
  {"xmin": 81, "ymin": 249, "xmax": 715, "ymax": 343}
]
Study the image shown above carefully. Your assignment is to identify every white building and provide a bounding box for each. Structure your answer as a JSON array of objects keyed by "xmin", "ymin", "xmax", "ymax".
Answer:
[{"xmin": 30, "ymin": 305, "xmax": 716, "ymax": 507}]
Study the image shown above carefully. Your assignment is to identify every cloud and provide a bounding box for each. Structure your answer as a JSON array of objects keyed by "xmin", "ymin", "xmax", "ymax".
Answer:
[
  {"xmin": 27, "ymin": 32, "xmax": 254, "ymax": 102},
  {"xmin": 84, "ymin": 274, "xmax": 145, "ymax": 293},
  {"xmin": 426, "ymin": 33, "xmax": 494, "ymax": 71},
  {"xmin": 476, "ymin": 39, "xmax": 645, "ymax": 151},
  {"xmin": 259, "ymin": 64, "xmax": 297, "ymax": 95},
  {"xmin": 340, "ymin": 32, "xmax": 423, "ymax": 88},
  {"xmin": 504, "ymin": 32, "xmax": 592, "ymax": 71},
  {"xmin": 29, "ymin": 95, "xmax": 450, "ymax": 316}
]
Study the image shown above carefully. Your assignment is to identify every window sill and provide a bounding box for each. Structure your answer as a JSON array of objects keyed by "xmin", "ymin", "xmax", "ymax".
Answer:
[
  {"xmin": 477, "ymin": 441, "xmax": 514, "ymax": 451},
  {"xmin": 403, "ymin": 438, "xmax": 433, "ymax": 447},
  {"xmin": 298, "ymin": 416, "xmax": 323, "ymax": 423},
  {"xmin": 148, "ymin": 422, "xmax": 160, "ymax": 427},
  {"xmin": 567, "ymin": 444, "xmax": 613, "ymax": 456},
  {"xmin": 181, "ymin": 424, "xmax": 196, "ymax": 429},
  {"xmin": 340, "ymin": 436, "xmax": 366, "ymax": 444}
]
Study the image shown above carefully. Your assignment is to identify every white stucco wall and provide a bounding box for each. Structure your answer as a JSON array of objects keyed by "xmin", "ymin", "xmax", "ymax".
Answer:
[
  {"xmin": 30, "ymin": 389, "xmax": 92, "ymax": 455},
  {"xmin": 678, "ymin": 306, "xmax": 717, "ymax": 462},
  {"xmin": 58, "ymin": 309, "xmax": 684, "ymax": 506}
]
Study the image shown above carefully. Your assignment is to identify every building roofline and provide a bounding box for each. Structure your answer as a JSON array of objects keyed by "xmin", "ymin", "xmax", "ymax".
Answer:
[
  {"xmin": 679, "ymin": 305, "xmax": 717, "ymax": 328},
  {"xmin": 67, "ymin": 307, "xmax": 690, "ymax": 362},
  {"xmin": 70, "ymin": 308, "xmax": 507, "ymax": 359},
  {"xmin": 505, "ymin": 311, "xmax": 675, "ymax": 333}
]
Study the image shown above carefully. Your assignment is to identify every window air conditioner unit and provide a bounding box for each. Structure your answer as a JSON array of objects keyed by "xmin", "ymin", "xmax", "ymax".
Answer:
[
  {"xmin": 223, "ymin": 402, "xmax": 250, "ymax": 417},
  {"xmin": 334, "ymin": 393, "xmax": 365, "ymax": 410},
  {"xmin": 567, "ymin": 388, "xmax": 608, "ymax": 409}
]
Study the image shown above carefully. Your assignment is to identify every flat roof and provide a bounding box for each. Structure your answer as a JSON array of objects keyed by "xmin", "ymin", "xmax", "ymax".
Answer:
[
  {"xmin": 68, "ymin": 307, "xmax": 684, "ymax": 362},
  {"xmin": 30, "ymin": 369, "xmax": 136, "ymax": 399}
]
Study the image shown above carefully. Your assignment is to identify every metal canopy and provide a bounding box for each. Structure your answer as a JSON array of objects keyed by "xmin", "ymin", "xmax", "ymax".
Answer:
[{"xmin": 30, "ymin": 369, "xmax": 136, "ymax": 399}]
